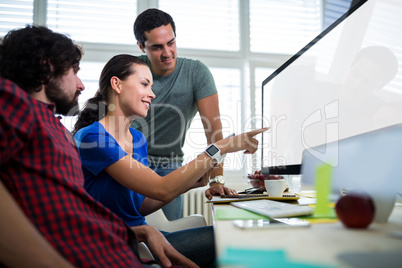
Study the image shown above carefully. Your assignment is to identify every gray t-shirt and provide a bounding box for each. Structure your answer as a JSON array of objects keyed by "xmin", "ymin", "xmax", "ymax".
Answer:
[{"xmin": 131, "ymin": 56, "xmax": 217, "ymax": 164}]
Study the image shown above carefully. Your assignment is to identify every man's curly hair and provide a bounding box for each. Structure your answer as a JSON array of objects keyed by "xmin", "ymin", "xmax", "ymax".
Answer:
[{"xmin": 0, "ymin": 25, "xmax": 83, "ymax": 93}]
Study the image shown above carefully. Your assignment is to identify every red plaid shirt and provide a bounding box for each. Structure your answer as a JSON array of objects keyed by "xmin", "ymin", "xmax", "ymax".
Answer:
[{"xmin": 0, "ymin": 77, "xmax": 146, "ymax": 267}]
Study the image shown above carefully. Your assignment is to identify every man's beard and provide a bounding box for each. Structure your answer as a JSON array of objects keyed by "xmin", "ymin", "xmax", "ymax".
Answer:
[
  {"xmin": 55, "ymin": 97, "xmax": 80, "ymax": 116},
  {"xmin": 45, "ymin": 79, "xmax": 80, "ymax": 116}
]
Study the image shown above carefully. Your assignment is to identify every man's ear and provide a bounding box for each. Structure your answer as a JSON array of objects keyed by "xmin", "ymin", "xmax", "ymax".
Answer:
[
  {"xmin": 137, "ymin": 41, "xmax": 146, "ymax": 53},
  {"xmin": 110, "ymin": 76, "xmax": 121, "ymax": 94}
]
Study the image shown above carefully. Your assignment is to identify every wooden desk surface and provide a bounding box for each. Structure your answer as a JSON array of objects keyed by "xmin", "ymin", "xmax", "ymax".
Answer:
[{"xmin": 212, "ymin": 201, "xmax": 402, "ymax": 267}]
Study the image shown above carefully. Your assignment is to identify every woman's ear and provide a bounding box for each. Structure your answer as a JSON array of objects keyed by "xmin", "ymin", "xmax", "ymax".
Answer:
[{"xmin": 110, "ymin": 76, "xmax": 122, "ymax": 94}]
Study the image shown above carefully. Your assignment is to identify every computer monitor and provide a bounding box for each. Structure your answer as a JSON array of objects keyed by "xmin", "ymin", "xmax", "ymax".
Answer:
[
  {"xmin": 261, "ymin": 0, "xmax": 402, "ymax": 175},
  {"xmin": 301, "ymin": 123, "xmax": 402, "ymax": 194}
]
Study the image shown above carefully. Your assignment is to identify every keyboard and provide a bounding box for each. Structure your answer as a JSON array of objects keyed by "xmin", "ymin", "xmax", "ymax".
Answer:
[{"xmin": 232, "ymin": 199, "xmax": 313, "ymax": 218}]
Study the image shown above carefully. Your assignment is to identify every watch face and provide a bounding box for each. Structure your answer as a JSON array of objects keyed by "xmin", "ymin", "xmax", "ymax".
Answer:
[
  {"xmin": 215, "ymin": 176, "xmax": 224, "ymax": 183},
  {"xmin": 206, "ymin": 144, "xmax": 220, "ymax": 156}
]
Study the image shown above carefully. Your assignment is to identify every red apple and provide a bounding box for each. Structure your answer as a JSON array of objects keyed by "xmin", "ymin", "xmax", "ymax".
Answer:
[{"xmin": 335, "ymin": 192, "xmax": 375, "ymax": 229}]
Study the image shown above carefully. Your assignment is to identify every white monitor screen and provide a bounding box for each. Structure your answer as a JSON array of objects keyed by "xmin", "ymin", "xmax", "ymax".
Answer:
[{"xmin": 261, "ymin": 0, "xmax": 402, "ymax": 174}]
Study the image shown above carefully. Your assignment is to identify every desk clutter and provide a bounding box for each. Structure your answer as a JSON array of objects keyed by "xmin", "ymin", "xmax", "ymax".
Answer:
[
  {"xmin": 212, "ymin": 189, "xmax": 338, "ymax": 224},
  {"xmin": 206, "ymin": 186, "xmax": 300, "ymax": 204},
  {"xmin": 246, "ymin": 171, "xmax": 287, "ymax": 191},
  {"xmin": 221, "ymin": 194, "xmax": 297, "ymax": 198},
  {"xmin": 236, "ymin": 186, "xmax": 297, "ymax": 197}
]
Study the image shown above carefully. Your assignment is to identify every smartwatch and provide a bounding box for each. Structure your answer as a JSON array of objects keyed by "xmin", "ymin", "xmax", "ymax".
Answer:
[
  {"xmin": 209, "ymin": 175, "xmax": 225, "ymax": 185},
  {"xmin": 205, "ymin": 144, "xmax": 226, "ymax": 164}
]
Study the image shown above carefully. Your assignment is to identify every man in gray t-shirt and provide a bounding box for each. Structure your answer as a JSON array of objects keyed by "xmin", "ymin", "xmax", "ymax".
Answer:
[{"xmin": 131, "ymin": 8, "xmax": 237, "ymax": 220}]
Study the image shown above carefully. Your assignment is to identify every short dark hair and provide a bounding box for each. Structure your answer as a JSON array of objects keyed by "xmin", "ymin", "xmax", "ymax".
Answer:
[
  {"xmin": 0, "ymin": 25, "xmax": 83, "ymax": 94},
  {"xmin": 134, "ymin": 8, "xmax": 176, "ymax": 47}
]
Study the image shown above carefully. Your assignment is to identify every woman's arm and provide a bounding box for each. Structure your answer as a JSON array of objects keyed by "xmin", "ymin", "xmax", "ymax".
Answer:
[
  {"xmin": 139, "ymin": 167, "xmax": 212, "ymax": 216},
  {"xmin": 105, "ymin": 128, "xmax": 268, "ymax": 203},
  {"xmin": 138, "ymin": 197, "xmax": 165, "ymax": 216},
  {"xmin": 0, "ymin": 181, "xmax": 73, "ymax": 268},
  {"xmin": 105, "ymin": 152, "xmax": 212, "ymax": 203}
]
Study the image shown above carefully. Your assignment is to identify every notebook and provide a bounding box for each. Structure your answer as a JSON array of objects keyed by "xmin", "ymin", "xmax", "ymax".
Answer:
[{"xmin": 206, "ymin": 193, "xmax": 299, "ymax": 204}]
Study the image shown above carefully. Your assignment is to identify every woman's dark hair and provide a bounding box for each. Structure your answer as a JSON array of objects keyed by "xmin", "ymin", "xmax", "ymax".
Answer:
[
  {"xmin": 0, "ymin": 25, "xmax": 82, "ymax": 94},
  {"xmin": 134, "ymin": 8, "xmax": 176, "ymax": 47},
  {"xmin": 73, "ymin": 54, "xmax": 148, "ymax": 134}
]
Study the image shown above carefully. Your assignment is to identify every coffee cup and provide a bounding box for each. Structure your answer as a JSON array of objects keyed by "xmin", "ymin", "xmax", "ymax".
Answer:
[{"xmin": 264, "ymin": 179, "xmax": 287, "ymax": 197}]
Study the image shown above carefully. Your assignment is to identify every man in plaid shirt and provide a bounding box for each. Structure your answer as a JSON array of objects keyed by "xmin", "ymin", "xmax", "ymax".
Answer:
[{"xmin": 0, "ymin": 25, "xmax": 195, "ymax": 268}]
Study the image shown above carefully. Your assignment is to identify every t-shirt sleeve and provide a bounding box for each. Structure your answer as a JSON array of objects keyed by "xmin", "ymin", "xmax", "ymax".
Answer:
[
  {"xmin": 0, "ymin": 79, "xmax": 34, "ymax": 164},
  {"xmin": 75, "ymin": 127, "xmax": 128, "ymax": 176},
  {"xmin": 193, "ymin": 60, "xmax": 218, "ymax": 101}
]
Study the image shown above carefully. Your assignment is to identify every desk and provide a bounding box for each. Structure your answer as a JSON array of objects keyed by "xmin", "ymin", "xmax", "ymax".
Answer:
[{"xmin": 212, "ymin": 200, "xmax": 402, "ymax": 267}]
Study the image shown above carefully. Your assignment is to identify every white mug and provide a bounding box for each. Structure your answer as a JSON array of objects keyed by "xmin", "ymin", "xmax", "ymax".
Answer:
[{"xmin": 264, "ymin": 179, "xmax": 287, "ymax": 197}]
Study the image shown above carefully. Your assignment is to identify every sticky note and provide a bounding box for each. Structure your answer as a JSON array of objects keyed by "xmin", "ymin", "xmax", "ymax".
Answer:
[
  {"xmin": 218, "ymin": 247, "xmax": 335, "ymax": 268},
  {"xmin": 314, "ymin": 164, "xmax": 332, "ymax": 217},
  {"xmin": 215, "ymin": 208, "xmax": 270, "ymax": 220}
]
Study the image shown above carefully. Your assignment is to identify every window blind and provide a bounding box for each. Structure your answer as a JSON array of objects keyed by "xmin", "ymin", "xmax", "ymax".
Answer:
[
  {"xmin": 46, "ymin": 0, "xmax": 137, "ymax": 44},
  {"xmin": 323, "ymin": 0, "xmax": 352, "ymax": 29},
  {"xmin": 159, "ymin": 0, "xmax": 240, "ymax": 51},
  {"xmin": 250, "ymin": 0, "xmax": 322, "ymax": 54},
  {"xmin": 0, "ymin": 0, "xmax": 33, "ymax": 36}
]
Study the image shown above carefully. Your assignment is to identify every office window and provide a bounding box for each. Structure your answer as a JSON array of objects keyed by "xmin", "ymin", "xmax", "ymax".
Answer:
[
  {"xmin": 159, "ymin": 0, "xmax": 240, "ymax": 51},
  {"xmin": 251, "ymin": 67, "xmax": 275, "ymax": 170},
  {"xmin": 250, "ymin": 0, "xmax": 322, "ymax": 54},
  {"xmin": 183, "ymin": 67, "xmax": 242, "ymax": 169},
  {"xmin": 0, "ymin": 0, "xmax": 33, "ymax": 36},
  {"xmin": 324, "ymin": 0, "xmax": 353, "ymax": 29},
  {"xmin": 76, "ymin": 61, "xmax": 104, "ymax": 108},
  {"xmin": 59, "ymin": 60, "xmax": 105, "ymax": 131},
  {"xmin": 255, "ymin": 68, "xmax": 275, "ymax": 121},
  {"xmin": 213, "ymin": 68, "xmax": 242, "ymax": 136},
  {"xmin": 47, "ymin": 0, "xmax": 137, "ymax": 44}
]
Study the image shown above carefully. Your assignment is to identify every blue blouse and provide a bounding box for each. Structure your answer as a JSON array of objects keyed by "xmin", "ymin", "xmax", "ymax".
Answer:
[{"xmin": 75, "ymin": 121, "xmax": 148, "ymax": 226}]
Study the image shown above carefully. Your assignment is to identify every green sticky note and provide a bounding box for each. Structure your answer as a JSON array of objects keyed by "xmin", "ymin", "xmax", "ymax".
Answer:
[
  {"xmin": 218, "ymin": 248, "xmax": 287, "ymax": 268},
  {"xmin": 314, "ymin": 164, "xmax": 332, "ymax": 217},
  {"xmin": 215, "ymin": 208, "xmax": 270, "ymax": 220},
  {"xmin": 218, "ymin": 247, "xmax": 335, "ymax": 268}
]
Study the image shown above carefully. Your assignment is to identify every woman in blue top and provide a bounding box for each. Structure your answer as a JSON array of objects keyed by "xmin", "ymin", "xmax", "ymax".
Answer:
[{"xmin": 73, "ymin": 54, "xmax": 267, "ymax": 267}]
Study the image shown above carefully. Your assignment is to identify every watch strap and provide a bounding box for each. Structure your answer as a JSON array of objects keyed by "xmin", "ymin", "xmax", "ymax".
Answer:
[
  {"xmin": 209, "ymin": 175, "xmax": 225, "ymax": 185},
  {"xmin": 205, "ymin": 144, "xmax": 225, "ymax": 164}
]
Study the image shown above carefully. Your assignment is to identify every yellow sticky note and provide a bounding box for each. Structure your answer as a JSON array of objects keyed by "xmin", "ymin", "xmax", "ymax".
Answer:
[{"xmin": 314, "ymin": 164, "xmax": 332, "ymax": 217}]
